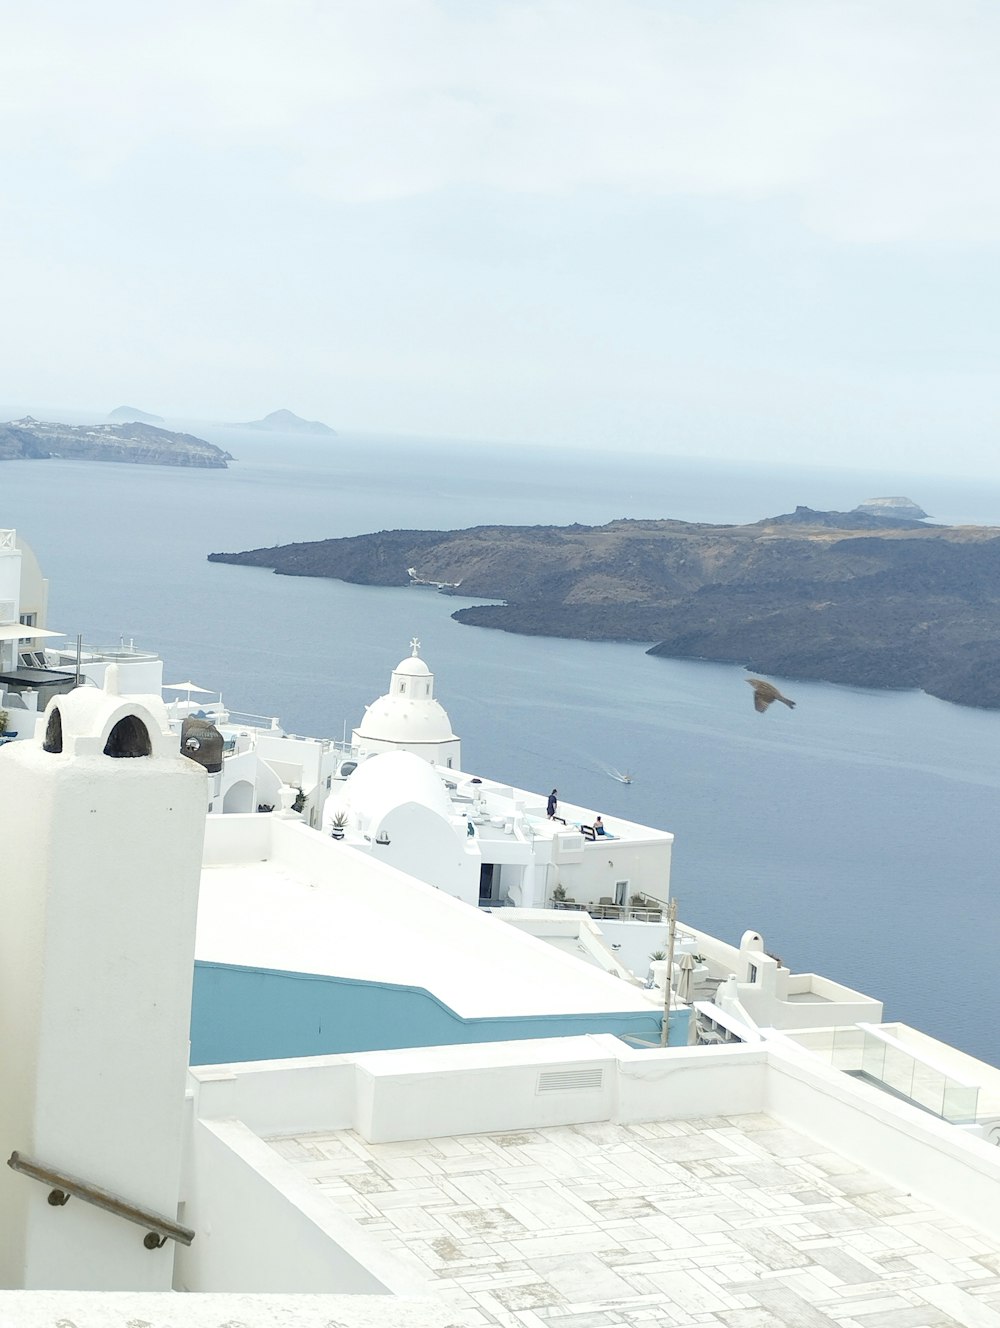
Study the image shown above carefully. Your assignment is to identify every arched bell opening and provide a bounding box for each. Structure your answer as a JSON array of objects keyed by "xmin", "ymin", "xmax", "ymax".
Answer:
[
  {"xmin": 43, "ymin": 707, "xmax": 63, "ymax": 754},
  {"xmin": 103, "ymin": 714, "xmax": 153, "ymax": 759}
]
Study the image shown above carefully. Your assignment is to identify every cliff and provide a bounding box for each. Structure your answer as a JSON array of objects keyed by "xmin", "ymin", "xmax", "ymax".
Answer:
[
  {"xmin": 0, "ymin": 418, "xmax": 232, "ymax": 468},
  {"xmin": 208, "ymin": 509, "xmax": 1000, "ymax": 708}
]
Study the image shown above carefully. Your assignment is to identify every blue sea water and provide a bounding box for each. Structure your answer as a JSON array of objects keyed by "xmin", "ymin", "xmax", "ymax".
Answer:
[{"xmin": 4, "ymin": 425, "xmax": 1000, "ymax": 1065}]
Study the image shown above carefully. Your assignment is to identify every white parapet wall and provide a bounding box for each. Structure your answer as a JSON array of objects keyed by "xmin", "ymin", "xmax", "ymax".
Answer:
[
  {"xmin": 176, "ymin": 1119, "xmax": 414, "ymax": 1296},
  {"xmin": 179, "ymin": 1031, "xmax": 1000, "ymax": 1297}
]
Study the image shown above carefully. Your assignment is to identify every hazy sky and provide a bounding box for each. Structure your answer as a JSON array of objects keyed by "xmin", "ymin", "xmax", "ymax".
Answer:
[{"xmin": 3, "ymin": 2, "xmax": 999, "ymax": 472}]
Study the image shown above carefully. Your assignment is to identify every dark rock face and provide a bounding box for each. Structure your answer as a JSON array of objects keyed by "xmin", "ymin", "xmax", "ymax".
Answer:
[
  {"xmin": 208, "ymin": 511, "xmax": 1000, "ymax": 709},
  {"xmin": 0, "ymin": 418, "xmax": 231, "ymax": 468}
]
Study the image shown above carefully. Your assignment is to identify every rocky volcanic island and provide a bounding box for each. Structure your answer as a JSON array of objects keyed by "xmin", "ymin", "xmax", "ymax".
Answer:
[
  {"xmin": 0, "ymin": 418, "xmax": 232, "ymax": 468},
  {"xmin": 209, "ymin": 506, "xmax": 1000, "ymax": 708}
]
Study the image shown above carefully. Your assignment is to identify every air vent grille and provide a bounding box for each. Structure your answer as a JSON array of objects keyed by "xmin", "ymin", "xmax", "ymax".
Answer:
[
  {"xmin": 536, "ymin": 1067, "xmax": 604, "ymax": 1094},
  {"xmin": 0, "ymin": 600, "xmax": 16, "ymax": 624}
]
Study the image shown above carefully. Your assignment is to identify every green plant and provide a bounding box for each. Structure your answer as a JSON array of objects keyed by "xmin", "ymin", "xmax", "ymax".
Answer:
[
  {"xmin": 0, "ymin": 709, "xmax": 7, "ymax": 735},
  {"xmin": 649, "ymin": 950, "xmax": 667, "ymax": 962},
  {"xmin": 291, "ymin": 787, "xmax": 306, "ymax": 813},
  {"xmin": 331, "ymin": 810, "xmax": 348, "ymax": 828},
  {"xmin": 552, "ymin": 883, "xmax": 567, "ymax": 901}
]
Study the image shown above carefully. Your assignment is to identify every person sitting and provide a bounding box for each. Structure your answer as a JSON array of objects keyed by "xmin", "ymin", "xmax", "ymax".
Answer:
[{"xmin": 593, "ymin": 815, "xmax": 607, "ymax": 836}]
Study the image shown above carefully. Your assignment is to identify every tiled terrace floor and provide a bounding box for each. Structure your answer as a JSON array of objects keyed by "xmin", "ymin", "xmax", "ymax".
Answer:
[{"xmin": 268, "ymin": 1113, "xmax": 1000, "ymax": 1327}]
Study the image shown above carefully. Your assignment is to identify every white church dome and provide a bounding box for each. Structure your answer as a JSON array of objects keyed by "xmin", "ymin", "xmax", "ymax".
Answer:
[
  {"xmin": 353, "ymin": 639, "xmax": 458, "ymax": 747},
  {"xmin": 344, "ymin": 750, "xmax": 454, "ymax": 824},
  {"xmin": 392, "ymin": 654, "xmax": 431, "ymax": 677},
  {"xmin": 355, "ymin": 696, "xmax": 456, "ymax": 743}
]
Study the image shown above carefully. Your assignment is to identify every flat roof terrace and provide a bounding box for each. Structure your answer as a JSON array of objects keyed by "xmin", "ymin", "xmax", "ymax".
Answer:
[
  {"xmin": 195, "ymin": 854, "xmax": 659, "ymax": 1020},
  {"xmin": 267, "ymin": 1110, "xmax": 1000, "ymax": 1325}
]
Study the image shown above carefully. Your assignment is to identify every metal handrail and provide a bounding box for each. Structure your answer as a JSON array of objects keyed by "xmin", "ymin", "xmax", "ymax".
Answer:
[{"xmin": 7, "ymin": 1151, "xmax": 195, "ymax": 1249}]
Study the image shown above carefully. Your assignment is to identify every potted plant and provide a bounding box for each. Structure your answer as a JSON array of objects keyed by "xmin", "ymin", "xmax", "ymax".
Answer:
[
  {"xmin": 291, "ymin": 787, "xmax": 306, "ymax": 814},
  {"xmin": 0, "ymin": 709, "xmax": 7, "ymax": 735},
  {"xmin": 552, "ymin": 883, "xmax": 567, "ymax": 904},
  {"xmin": 330, "ymin": 810, "xmax": 348, "ymax": 840}
]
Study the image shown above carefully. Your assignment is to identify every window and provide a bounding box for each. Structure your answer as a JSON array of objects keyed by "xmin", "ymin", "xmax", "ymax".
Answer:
[{"xmin": 19, "ymin": 612, "xmax": 36, "ymax": 627}]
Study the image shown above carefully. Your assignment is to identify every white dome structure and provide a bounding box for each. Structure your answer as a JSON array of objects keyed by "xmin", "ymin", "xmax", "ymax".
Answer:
[
  {"xmin": 324, "ymin": 749, "xmax": 478, "ymax": 904},
  {"xmin": 328, "ymin": 750, "xmax": 453, "ymax": 831},
  {"xmin": 352, "ymin": 638, "xmax": 461, "ymax": 769}
]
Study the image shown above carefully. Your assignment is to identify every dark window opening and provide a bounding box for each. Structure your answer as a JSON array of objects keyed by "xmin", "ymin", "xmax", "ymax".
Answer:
[
  {"xmin": 43, "ymin": 707, "xmax": 63, "ymax": 753},
  {"xmin": 479, "ymin": 862, "xmax": 495, "ymax": 904},
  {"xmin": 104, "ymin": 714, "xmax": 152, "ymax": 758}
]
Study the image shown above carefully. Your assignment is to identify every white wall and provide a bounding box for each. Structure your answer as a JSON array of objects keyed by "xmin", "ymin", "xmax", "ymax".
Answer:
[
  {"xmin": 0, "ymin": 531, "xmax": 23, "ymax": 612},
  {"xmin": 764, "ymin": 1046, "xmax": 1000, "ymax": 1236},
  {"xmin": 176, "ymin": 1120, "xmax": 410, "ymax": 1295},
  {"xmin": 0, "ymin": 697, "xmax": 206, "ymax": 1291},
  {"xmin": 376, "ymin": 802, "xmax": 479, "ymax": 904},
  {"xmin": 185, "ymin": 1035, "xmax": 1000, "ymax": 1249}
]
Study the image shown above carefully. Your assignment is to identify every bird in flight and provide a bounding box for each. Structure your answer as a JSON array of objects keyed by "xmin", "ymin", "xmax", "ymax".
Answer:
[{"xmin": 746, "ymin": 678, "xmax": 796, "ymax": 713}]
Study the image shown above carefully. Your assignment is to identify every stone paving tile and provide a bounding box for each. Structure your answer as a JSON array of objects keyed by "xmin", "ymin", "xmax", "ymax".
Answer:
[
  {"xmin": 271, "ymin": 1113, "xmax": 1000, "ymax": 1328},
  {"xmin": 846, "ymin": 1308, "xmax": 960, "ymax": 1327}
]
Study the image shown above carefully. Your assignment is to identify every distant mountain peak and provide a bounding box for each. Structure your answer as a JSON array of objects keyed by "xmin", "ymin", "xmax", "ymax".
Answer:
[
  {"xmin": 239, "ymin": 409, "xmax": 336, "ymax": 436},
  {"xmin": 108, "ymin": 405, "xmax": 164, "ymax": 424}
]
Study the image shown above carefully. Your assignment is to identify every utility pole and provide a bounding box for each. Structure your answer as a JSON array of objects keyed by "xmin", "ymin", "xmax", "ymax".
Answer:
[{"xmin": 661, "ymin": 896, "xmax": 678, "ymax": 1046}]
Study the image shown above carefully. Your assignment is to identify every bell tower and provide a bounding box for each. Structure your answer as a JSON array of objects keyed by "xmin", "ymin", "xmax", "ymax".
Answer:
[{"xmin": 0, "ymin": 678, "xmax": 207, "ymax": 1289}]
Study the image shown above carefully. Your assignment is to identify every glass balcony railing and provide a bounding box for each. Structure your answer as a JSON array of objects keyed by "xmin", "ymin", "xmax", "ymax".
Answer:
[{"xmin": 825, "ymin": 1024, "xmax": 979, "ymax": 1124}]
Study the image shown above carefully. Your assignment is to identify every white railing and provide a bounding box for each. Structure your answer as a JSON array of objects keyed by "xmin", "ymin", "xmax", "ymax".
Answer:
[{"xmin": 218, "ymin": 710, "xmax": 281, "ymax": 729}]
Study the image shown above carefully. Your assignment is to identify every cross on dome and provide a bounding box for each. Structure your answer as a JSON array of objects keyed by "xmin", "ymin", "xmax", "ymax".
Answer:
[{"xmin": 410, "ymin": 637, "xmax": 421, "ymax": 657}]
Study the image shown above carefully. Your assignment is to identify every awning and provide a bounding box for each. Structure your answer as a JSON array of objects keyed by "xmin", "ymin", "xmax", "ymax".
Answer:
[{"xmin": 0, "ymin": 624, "xmax": 65, "ymax": 641}]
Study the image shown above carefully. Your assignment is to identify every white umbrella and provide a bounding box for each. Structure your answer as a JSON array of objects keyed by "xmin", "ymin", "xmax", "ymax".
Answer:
[
  {"xmin": 676, "ymin": 951, "xmax": 697, "ymax": 1004},
  {"xmin": 163, "ymin": 681, "xmax": 214, "ymax": 695}
]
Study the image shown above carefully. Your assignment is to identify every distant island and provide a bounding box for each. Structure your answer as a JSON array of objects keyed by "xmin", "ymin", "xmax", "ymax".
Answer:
[
  {"xmin": 237, "ymin": 409, "xmax": 336, "ymax": 436},
  {"xmin": 209, "ymin": 505, "xmax": 1000, "ymax": 709},
  {"xmin": 0, "ymin": 418, "xmax": 232, "ymax": 468},
  {"xmin": 107, "ymin": 405, "xmax": 164, "ymax": 424}
]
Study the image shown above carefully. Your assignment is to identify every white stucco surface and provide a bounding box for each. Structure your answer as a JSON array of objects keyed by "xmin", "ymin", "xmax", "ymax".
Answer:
[
  {"xmin": 0, "ymin": 1292, "xmax": 474, "ymax": 1327},
  {"xmin": 195, "ymin": 823, "xmax": 658, "ymax": 1019},
  {"xmin": 338, "ymin": 749, "xmax": 455, "ymax": 824},
  {"xmin": 0, "ymin": 689, "xmax": 207, "ymax": 1291}
]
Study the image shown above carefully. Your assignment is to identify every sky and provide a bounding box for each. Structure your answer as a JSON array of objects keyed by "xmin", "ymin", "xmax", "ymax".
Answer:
[{"xmin": 2, "ymin": 1, "xmax": 999, "ymax": 473}]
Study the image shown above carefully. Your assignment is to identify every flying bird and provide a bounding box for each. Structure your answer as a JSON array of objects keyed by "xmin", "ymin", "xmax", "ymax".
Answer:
[{"xmin": 746, "ymin": 678, "xmax": 796, "ymax": 713}]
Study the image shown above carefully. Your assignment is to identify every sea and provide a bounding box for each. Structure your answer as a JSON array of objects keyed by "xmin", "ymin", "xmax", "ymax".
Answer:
[{"xmin": 4, "ymin": 421, "xmax": 1000, "ymax": 1066}]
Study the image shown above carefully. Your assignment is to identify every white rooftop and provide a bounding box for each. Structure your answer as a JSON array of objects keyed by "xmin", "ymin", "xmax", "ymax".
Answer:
[{"xmin": 196, "ymin": 821, "xmax": 658, "ymax": 1020}]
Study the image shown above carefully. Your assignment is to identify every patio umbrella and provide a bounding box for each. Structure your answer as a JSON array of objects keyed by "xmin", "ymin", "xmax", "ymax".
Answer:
[
  {"xmin": 676, "ymin": 951, "xmax": 697, "ymax": 1004},
  {"xmin": 163, "ymin": 681, "xmax": 214, "ymax": 697}
]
